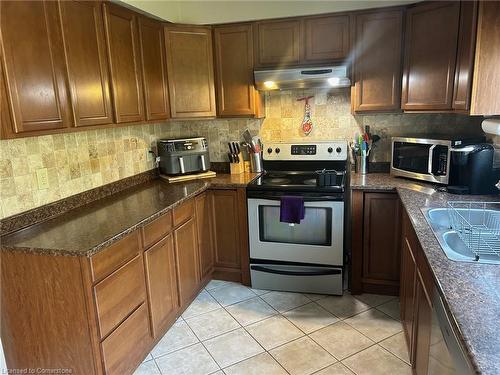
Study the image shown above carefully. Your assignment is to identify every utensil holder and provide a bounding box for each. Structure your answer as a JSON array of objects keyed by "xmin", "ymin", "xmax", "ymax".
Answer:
[
  {"xmin": 356, "ymin": 152, "xmax": 368, "ymax": 174},
  {"xmin": 230, "ymin": 153, "xmax": 245, "ymax": 174},
  {"xmin": 250, "ymin": 152, "xmax": 263, "ymax": 173}
]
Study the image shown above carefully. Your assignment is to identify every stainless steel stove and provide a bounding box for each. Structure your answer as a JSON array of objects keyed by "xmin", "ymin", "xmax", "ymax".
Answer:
[{"xmin": 247, "ymin": 141, "xmax": 348, "ymax": 295}]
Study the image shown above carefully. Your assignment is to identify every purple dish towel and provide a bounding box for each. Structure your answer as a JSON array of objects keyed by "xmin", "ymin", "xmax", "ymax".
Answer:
[{"xmin": 280, "ymin": 195, "xmax": 305, "ymax": 224}]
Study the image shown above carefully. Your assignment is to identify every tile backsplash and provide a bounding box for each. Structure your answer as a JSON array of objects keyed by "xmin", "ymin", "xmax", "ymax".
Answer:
[{"xmin": 0, "ymin": 87, "xmax": 488, "ymax": 219}]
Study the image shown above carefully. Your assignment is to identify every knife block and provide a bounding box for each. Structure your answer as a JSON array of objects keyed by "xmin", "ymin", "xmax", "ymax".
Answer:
[{"xmin": 230, "ymin": 153, "xmax": 245, "ymax": 174}]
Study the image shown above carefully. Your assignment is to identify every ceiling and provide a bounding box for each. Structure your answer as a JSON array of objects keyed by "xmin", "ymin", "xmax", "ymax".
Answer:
[{"xmin": 119, "ymin": 0, "xmax": 417, "ymax": 25}]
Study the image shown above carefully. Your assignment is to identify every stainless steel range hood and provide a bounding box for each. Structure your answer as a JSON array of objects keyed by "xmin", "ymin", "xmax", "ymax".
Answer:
[{"xmin": 254, "ymin": 65, "xmax": 351, "ymax": 91}]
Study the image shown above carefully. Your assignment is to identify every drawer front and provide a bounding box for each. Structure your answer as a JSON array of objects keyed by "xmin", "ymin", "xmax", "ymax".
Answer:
[
  {"xmin": 101, "ymin": 303, "xmax": 151, "ymax": 375},
  {"xmin": 173, "ymin": 199, "xmax": 195, "ymax": 227},
  {"xmin": 90, "ymin": 231, "xmax": 141, "ymax": 282},
  {"xmin": 142, "ymin": 211, "xmax": 173, "ymax": 249},
  {"xmin": 94, "ymin": 255, "xmax": 147, "ymax": 339}
]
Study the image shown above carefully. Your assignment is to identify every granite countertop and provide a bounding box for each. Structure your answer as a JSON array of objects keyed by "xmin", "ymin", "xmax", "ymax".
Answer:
[
  {"xmin": 352, "ymin": 173, "xmax": 500, "ymax": 375},
  {"xmin": 1, "ymin": 173, "xmax": 259, "ymax": 258}
]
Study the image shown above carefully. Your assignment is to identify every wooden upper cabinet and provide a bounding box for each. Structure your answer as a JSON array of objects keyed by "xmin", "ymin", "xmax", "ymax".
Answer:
[
  {"xmin": 164, "ymin": 26, "xmax": 216, "ymax": 118},
  {"xmin": 254, "ymin": 19, "xmax": 302, "ymax": 67},
  {"xmin": 0, "ymin": 1, "xmax": 72, "ymax": 134},
  {"xmin": 214, "ymin": 24, "xmax": 258, "ymax": 117},
  {"xmin": 103, "ymin": 3, "xmax": 145, "ymax": 123},
  {"xmin": 470, "ymin": 1, "xmax": 500, "ymax": 116},
  {"xmin": 304, "ymin": 15, "xmax": 350, "ymax": 62},
  {"xmin": 353, "ymin": 9, "xmax": 403, "ymax": 113},
  {"xmin": 402, "ymin": 2, "xmax": 460, "ymax": 111},
  {"xmin": 452, "ymin": 1, "xmax": 477, "ymax": 111},
  {"xmin": 138, "ymin": 17, "xmax": 170, "ymax": 121},
  {"xmin": 58, "ymin": 0, "xmax": 113, "ymax": 127}
]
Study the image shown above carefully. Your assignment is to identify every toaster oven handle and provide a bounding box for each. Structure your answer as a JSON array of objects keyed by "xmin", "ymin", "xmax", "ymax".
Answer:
[
  {"xmin": 178, "ymin": 156, "xmax": 185, "ymax": 174},
  {"xmin": 200, "ymin": 154, "xmax": 207, "ymax": 171},
  {"xmin": 428, "ymin": 144, "xmax": 436, "ymax": 175}
]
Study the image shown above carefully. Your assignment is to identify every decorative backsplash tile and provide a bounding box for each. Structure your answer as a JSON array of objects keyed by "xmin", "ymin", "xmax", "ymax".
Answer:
[{"xmin": 0, "ymin": 87, "xmax": 489, "ymax": 219}]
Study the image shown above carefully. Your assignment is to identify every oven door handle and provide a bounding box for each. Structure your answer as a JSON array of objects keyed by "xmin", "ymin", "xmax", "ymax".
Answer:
[
  {"xmin": 251, "ymin": 265, "xmax": 341, "ymax": 276},
  {"xmin": 248, "ymin": 194, "xmax": 341, "ymax": 202}
]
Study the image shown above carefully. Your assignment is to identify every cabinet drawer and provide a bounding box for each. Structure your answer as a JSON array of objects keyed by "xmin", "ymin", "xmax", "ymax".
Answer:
[
  {"xmin": 142, "ymin": 211, "xmax": 173, "ymax": 249},
  {"xmin": 173, "ymin": 199, "xmax": 195, "ymax": 227},
  {"xmin": 90, "ymin": 231, "xmax": 141, "ymax": 282},
  {"xmin": 101, "ymin": 303, "xmax": 151, "ymax": 375},
  {"xmin": 94, "ymin": 255, "xmax": 147, "ymax": 339}
]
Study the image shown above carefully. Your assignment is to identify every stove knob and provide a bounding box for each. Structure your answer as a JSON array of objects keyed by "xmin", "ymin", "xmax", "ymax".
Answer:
[
  {"xmin": 267, "ymin": 147, "xmax": 273, "ymax": 154},
  {"xmin": 327, "ymin": 147, "xmax": 333, "ymax": 153},
  {"xmin": 275, "ymin": 147, "xmax": 280, "ymax": 154},
  {"xmin": 336, "ymin": 147, "xmax": 342, "ymax": 153}
]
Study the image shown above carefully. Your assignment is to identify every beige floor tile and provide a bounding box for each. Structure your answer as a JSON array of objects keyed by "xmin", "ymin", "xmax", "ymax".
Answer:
[
  {"xmin": 344, "ymin": 309, "xmax": 402, "ymax": 342},
  {"xmin": 352, "ymin": 293, "xmax": 396, "ymax": 308},
  {"xmin": 379, "ymin": 332, "xmax": 410, "ymax": 364},
  {"xmin": 150, "ymin": 321, "xmax": 199, "ymax": 358},
  {"xmin": 270, "ymin": 336, "xmax": 336, "ymax": 375},
  {"xmin": 185, "ymin": 308, "xmax": 240, "ymax": 341},
  {"xmin": 205, "ymin": 279, "xmax": 230, "ymax": 291},
  {"xmin": 133, "ymin": 360, "xmax": 160, "ymax": 375},
  {"xmin": 303, "ymin": 293, "xmax": 329, "ymax": 301},
  {"xmin": 283, "ymin": 302, "xmax": 338, "ymax": 334},
  {"xmin": 376, "ymin": 299, "xmax": 401, "ymax": 321},
  {"xmin": 182, "ymin": 290, "xmax": 221, "ymax": 319},
  {"xmin": 251, "ymin": 288, "xmax": 271, "ymax": 296},
  {"xmin": 314, "ymin": 362, "xmax": 355, "ymax": 375},
  {"xmin": 315, "ymin": 294, "xmax": 370, "ymax": 319},
  {"xmin": 155, "ymin": 343, "xmax": 220, "ymax": 375},
  {"xmin": 209, "ymin": 283, "xmax": 257, "ymax": 306},
  {"xmin": 224, "ymin": 352, "xmax": 287, "ymax": 375},
  {"xmin": 204, "ymin": 328, "xmax": 264, "ymax": 368},
  {"xmin": 246, "ymin": 315, "xmax": 304, "ymax": 350},
  {"xmin": 342, "ymin": 345, "xmax": 412, "ymax": 375},
  {"xmin": 226, "ymin": 296, "xmax": 277, "ymax": 326},
  {"xmin": 261, "ymin": 291, "xmax": 311, "ymax": 312},
  {"xmin": 309, "ymin": 321, "xmax": 374, "ymax": 360}
]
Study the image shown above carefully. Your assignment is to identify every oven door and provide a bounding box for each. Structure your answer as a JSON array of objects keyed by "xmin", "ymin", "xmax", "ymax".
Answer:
[{"xmin": 247, "ymin": 195, "xmax": 344, "ymax": 266}]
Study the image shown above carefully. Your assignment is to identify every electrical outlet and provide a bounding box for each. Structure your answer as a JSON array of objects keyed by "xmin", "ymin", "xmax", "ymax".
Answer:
[{"xmin": 36, "ymin": 168, "xmax": 49, "ymax": 190}]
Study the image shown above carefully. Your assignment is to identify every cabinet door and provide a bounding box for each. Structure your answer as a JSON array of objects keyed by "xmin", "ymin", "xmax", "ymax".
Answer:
[
  {"xmin": 0, "ymin": 1, "xmax": 72, "ymax": 134},
  {"xmin": 304, "ymin": 15, "xmax": 350, "ymax": 62},
  {"xmin": 103, "ymin": 3, "xmax": 145, "ymax": 123},
  {"xmin": 195, "ymin": 192, "xmax": 214, "ymax": 280},
  {"xmin": 452, "ymin": 1, "xmax": 477, "ymax": 111},
  {"xmin": 212, "ymin": 190, "xmax": 241, "ymax": 270},
  {"xmin": 214, "ymin": 24, "xmax": 256, "ymax": 117},
  {"xmin": 361, "ymin": 193, "xmax": 401, "ymax": 294},
  {"xmin": 254, "ymin": 19, "xmax": 302, "ymax": 67},
  {"xmin": 164, "ymin": 26, "xmax": 216, "ymax": 118},
  {"xmin": 402, "ymin": 2, "xmax": 460, "ymax": 111},
  {"xmin": 174, "ymin": 217, "xmax": 200, "ymax": 305},
  {"xmin": 400, "ymin": 236, "xmax": 417, "ymax": 365},
  {"xmin": 353, "ymin": 9, "xmax": 403, "ymax": 112},
  {"xmin": 138, "ymin": 17, "xmax": 170, "ymax": 121},
  {"xmin": 144, "ymin": 235, "xmax": 179, "ymax": 337},
  {"xmin": 59, "ymin": 0, "xmax": 113, "ymax": 127},
  {"xmin": 1, "ymin": 61, "xmax": 13, "ymax": 138},
  {"xmin": 414, "ymin": 271, "xmax": 432, "ymax": 375}
]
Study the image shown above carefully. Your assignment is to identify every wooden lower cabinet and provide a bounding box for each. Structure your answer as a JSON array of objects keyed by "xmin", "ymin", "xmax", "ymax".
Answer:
[
  {"xmin": 196, "ymin": 192, "xmax": 214, "ymax": 280},
  {"xmin": 414, "ymin": 271, "xmax": 433, "ymax": 374},
  {"xmin": 400, "ymin": 235, "xmax": 417, "ymax": 362},
  {"xmin": 144, "ymin": 235, "xmax": 179, "ymax": 338},
  {"xmin": 174, "ymin": 217, "xmax": 200, "ymax": 305},
  {"xmin": 211, "ymin": 189, "xmax": 250, "ymax": 285},
  {"xmin": 351, "ymin": 190, "xmax": 402, "ymax": 295}
]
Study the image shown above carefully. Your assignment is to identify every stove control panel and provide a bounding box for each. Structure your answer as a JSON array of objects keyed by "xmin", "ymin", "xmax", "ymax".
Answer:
[{"xmin": 264, "ymin": 141, "xmax": 348, "ymax": 161}]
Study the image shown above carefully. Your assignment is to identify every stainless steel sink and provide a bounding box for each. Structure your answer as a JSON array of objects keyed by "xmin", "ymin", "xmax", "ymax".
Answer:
[{"xmin": 422, "ymin": 207, "xmax": 500, "ymax": 265}]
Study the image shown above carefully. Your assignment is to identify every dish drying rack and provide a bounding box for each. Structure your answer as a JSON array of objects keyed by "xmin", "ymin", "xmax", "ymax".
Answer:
[{"xmin": 447, "ymin": 201, "xmax": 500, "ymax": 261}]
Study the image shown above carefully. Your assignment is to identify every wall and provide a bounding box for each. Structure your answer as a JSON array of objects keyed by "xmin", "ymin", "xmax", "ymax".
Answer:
[{"xmin": 0, "ymin": 87, "xmax": 487, "ymax": 219}]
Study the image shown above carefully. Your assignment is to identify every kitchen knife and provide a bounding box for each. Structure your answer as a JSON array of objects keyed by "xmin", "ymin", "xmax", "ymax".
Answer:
[
  {"xmin": 234, "ymin": 142, "xmax": 240, "ymax": 163},
  {"xmin": 228, "ymin": 152, "xmax": 234, "ymax": 163}
]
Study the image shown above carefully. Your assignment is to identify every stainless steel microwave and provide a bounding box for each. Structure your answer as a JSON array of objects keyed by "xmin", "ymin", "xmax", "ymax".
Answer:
[{"xmin": 390, "ymin": 136, "xmax": 485, "ymax": 184}]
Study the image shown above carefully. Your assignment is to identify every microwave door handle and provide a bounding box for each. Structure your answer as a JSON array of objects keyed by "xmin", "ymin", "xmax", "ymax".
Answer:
[
  {"xmin": 428, "ymin": 144, "xmax": 436, "ymax": 175},
  {"xmin": 200, "ymin": 154, "xmax": 206, "ymax": 171},
  {"xmin": 178, "ymin": 156, "xmax": 185, "ymax": 174}
]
